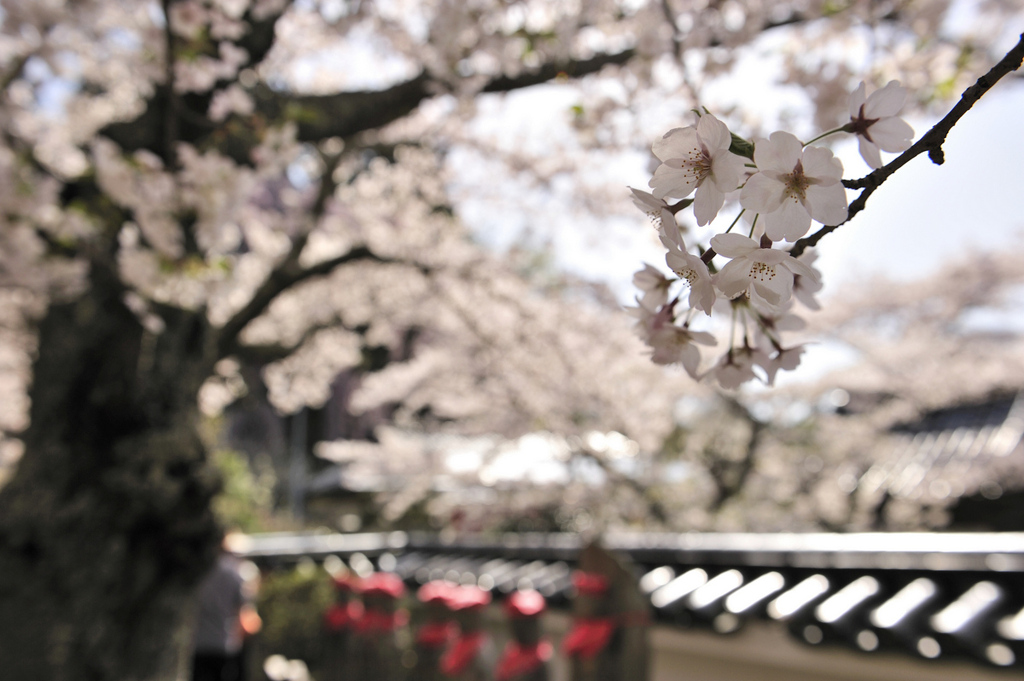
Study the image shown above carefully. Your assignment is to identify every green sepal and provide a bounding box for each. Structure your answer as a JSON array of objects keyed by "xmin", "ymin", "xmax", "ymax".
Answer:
[{"xmin": 729, "ymin": 133, "xmax": 754, "ymax": 160}]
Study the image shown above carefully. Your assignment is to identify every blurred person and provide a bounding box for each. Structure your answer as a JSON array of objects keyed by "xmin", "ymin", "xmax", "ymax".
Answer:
[{"xmin": 192, "ymin": 532, "xmax": 262, "ymax": 681}]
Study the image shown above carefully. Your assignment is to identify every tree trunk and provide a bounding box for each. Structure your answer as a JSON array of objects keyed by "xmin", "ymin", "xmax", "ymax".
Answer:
[{"xmin": 0, "ymin": 269, "xmax": 222, "ymax": 680}]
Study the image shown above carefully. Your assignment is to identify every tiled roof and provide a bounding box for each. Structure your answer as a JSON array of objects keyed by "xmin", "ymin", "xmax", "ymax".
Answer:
[
  {"xmin": 236, "ymin": 530, "xmax": 1024, "ymax": 671},
  {"xmin": 858, "ymin": 391, "xmax": 1024, "ymax": 504}
]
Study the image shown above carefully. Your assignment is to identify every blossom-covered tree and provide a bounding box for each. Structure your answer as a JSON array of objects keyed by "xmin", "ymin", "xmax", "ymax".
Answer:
[
  {"xmin": 646, "ymin": 248, "xmax": 1024, "ymax": 532},
  {"xmin": 0, "ymin": 0, "xmax": 1021, "ymax": 678}
]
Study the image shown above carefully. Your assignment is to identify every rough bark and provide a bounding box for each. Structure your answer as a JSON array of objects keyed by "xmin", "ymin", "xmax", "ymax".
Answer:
[{"xmin": 0, "ymin": 264, "xmax": 222, "ymax": 680}]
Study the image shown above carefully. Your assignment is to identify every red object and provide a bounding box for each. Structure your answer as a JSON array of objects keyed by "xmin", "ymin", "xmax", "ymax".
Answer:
[
  {"xmin": 495, "ymin": 640, "xmax": 553, "ymax": 681},
  {"xmin": 416, "ymin": 620, "xmax": 456, "ymax": 649},
  {"xmin": 440, "ymin": 631, "xmax": 487, "ymax": 676},
  {"xmin": 572, "ymin": 571, "xmax": 610, "ymax": 596},
  {"xmin": 561, "ymin": 617, "xmax": 615, "ymax": 659},
  {"xmin": 505, "ymin": 590, "xmax": 546, "ymax": 618},
  {"xmin": 418, "ymin": 580, "xmax": 456, "ymax": 605},
  {"xmin": 323, "ymin": 602, "xmax": 361, "ymax": 632},
  {"xmin": 353, "ymin": 607, "xmax": 408, "ymax": 634},
  {"xmin": 359, "ymin": 572, "xmax": 406, "ymax": 599},
  {"xmin": 447, "ymin": 584, "xmax": 492, "ymax": 611}
]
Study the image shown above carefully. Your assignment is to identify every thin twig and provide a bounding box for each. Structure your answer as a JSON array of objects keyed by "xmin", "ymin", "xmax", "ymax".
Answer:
[{"xmin": 790, "ymin": 33, "xmax": 1024, "ymax": 258}]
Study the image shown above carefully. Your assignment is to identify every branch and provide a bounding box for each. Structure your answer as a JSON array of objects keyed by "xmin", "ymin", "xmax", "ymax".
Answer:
[
  {"xmin": 215, "ymin": 245, "xmax": 392, "ymax": 359},
  {"xmin": 706, "ymin": 395, "xmax": 763, "ymax": 513},
  {"xmin": 481, "ymin": 48, "xmax": 636, "ymax": 93},
  {"xmin": 230, "ymin": 317, "xmax": 361, "ymax": 365},
  {"xmin": 571, "ymin": 444, "xmax": 670, "ymax": 524},
  {"xmin": 789, "ymin": 32, "xmax": 1024, "ymax": 258}
]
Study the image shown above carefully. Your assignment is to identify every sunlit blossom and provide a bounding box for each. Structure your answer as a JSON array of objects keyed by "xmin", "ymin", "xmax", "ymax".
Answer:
[
  {"xmin": 848, "ymin": 81, "xmax": 914, "ymax": 170},
  {"xmin": 649, "ymin": 114, "xmax": 745, "ymax": 226},
  {"xmin": 710, "ymin": 233, "xmax": 818, "ymax": 311},
  {"xmin": 740, "ymin": 132, "xmax": 847, "ymax": 242}
]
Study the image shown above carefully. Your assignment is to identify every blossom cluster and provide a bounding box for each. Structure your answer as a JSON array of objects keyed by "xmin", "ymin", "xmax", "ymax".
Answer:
[{"xmin": 629, "ymin": 81, "xmax": 914, "ymax": 388}]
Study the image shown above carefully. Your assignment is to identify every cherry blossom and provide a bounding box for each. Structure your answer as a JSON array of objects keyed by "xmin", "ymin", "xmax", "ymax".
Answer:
[
  {"xmin": 792, "ymin": 250, "xmax": 824, "ymax": 310},
  {"xmin": 631, "ymin": 263, "xmax": 671, "ymax": 308},
  {"xmin": 653, "ymin": 219, "xmax": 716, "ymax": 316},
  {"xmin": 710, "ymin": 233, "xmax": 818, "ymax": 311},
  {"xmin": 666, "ymin": 250, "xmax": 715, "ymax": 316},
  {"xmin": 847, "ymin": 81, "xmax": 915, "ymax": 169},
  {"xmin": 648, "ymin": 114, "xmax": 745, "ymax": 226},
  {"xmin": 760, "ymin": 345, "xmax": 806, "ymax": 386},
  {"xmin": 627, "ymin": 296, "xmax": 715, "ymax": 377},
  {"xmin": 629, "ymin": 188, "xmax": 676, "ymax": 234},
  {"xmin": 739, "ymin": 132, "xmax": 847, "ymax": 242},
  {"xmin": 707, "ymin": 345, "xmax": 768, "ymax": 389}
]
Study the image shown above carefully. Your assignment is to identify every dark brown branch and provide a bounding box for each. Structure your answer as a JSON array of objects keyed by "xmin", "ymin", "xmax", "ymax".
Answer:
[
  {"xmin": 789, "ymin": 32, "xmax": 1024, "ymax": 258},
  {"xmin": 481, "ymin": 48, "xmax": 636, "ymax": 93},
  {"xmin": 706, "ymin": 395, "xmax": 763, "ymax": 513}
]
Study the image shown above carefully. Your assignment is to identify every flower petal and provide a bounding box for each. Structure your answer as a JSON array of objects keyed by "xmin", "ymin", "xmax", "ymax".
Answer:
[
  {"xmin": 848, "ymin": 81, "xmax": 867, "ymax": 118},
  {"xmin": 739, "ymin": 171, "xmax": 784, "ymax": 214},
  {"xmin": 800, "ymin": 145, "xmax": 843, "ymax": 184},
  {"xmin": 688, "ymin": 330, "xmax": 717, "ymax": 346},
  {"xmin": 764, "ymin": 197, "xmax": 811, "ymax": 242},
  {"xmin": 713, "ymin": 259, "xmax": 754, "ymax": 298},
  {"xmin": 754, "ymin": 131, "xmax": 802, "ymax": 172},
  {"xmin": 692, "ymin": 280, "xmax": 717, "ymax": 316},
  {"xmin": 696, "ymin": 113, "xmax": 731, "ymax": 151},
  {"xmin": 805, "ymin": 183, "xmax": 848, "ymax": 226},
  {"xmin": 710, "ymin": 232, "xmax": 759, "ymax": 257},
  {"xmin": 652, "ymin": 126, "xmax": 698, "ymax": 161},
  {"xmin": 678, "ymin": 342, "xmax": 702, "ymax": 378},
  {"xmin": 710, "ymin": 151, "xmax": 743, "ymax": 193},
  {"xmin": 751, "ymin": 265, "xmax": 794, "ymax": 307},
  {"xmin": 693, "ymin": 182, "xmax": 725, "ymax": 226},
  {"xmin": 864, "ymin": 80, "xmax": 907, "ymax": 118},
  {"xmin": 857, "ymin": 135, "xmax": 883, "ymax": 169},
  {"xmin": 869, "ymin": 116, "xmax": 914, "ymax": 152},
  {"xmin": 649, "ymin": 163, "xmax": 699, "ymax": 199}
]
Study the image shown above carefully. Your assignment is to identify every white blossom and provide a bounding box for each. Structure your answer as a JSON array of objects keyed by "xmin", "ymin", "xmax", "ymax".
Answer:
[
  {"xmin": 648, "ymin": 114, "xmax": 745, "ymax": 226},
  {"xmin": 707, "ymin": 345, "xmax": 768, "ymax": 389},
  {"xmin": 848, "ymin": 81, "xmax": 914, "ymax": 169},
  {"xmin": 666, "ymin": 250, "xmax": 716, "ymax": 316},
  {"xmin": 629, "ymin": 187, "xmax": 676, "ymax": 234},
  {"xmin": 627, "ymin": 296, "xmax": 715, "ymax": 378},
  {"xmin": 632, "ymin": 264, "xmax": 671, "ymax": 308},
  {"xmin": 761, "ymin": 345, "xmax": 805, "ymax": 386},
  {"xmin": 711, "ymin": 233, "xmax": 818, "ymax": 311},
  {"xmin": 792, "ymin": 250, "xmax": 824, "ymax": 310},
  {"xmin": 740, "ymin": 132, "xmax": 848, "ymax": 242}
]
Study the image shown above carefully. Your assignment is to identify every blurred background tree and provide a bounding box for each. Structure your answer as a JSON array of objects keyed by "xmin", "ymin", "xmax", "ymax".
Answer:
[{"xmin": 0, "ymin": 0, "xmax": 1020, "ymax": 678}]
